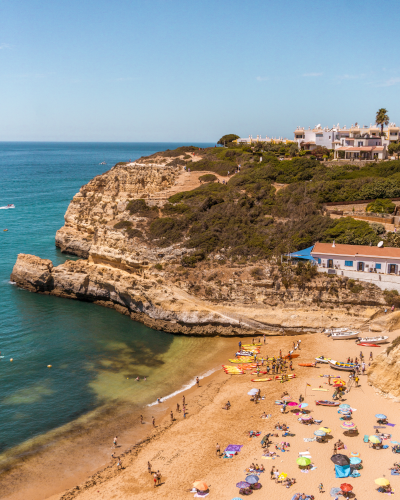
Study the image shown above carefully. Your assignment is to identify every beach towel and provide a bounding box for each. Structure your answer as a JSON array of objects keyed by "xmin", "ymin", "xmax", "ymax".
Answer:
[
  {"xmin": 363, "ymin": 435, "xmax": 369, "ymax": 443},
  {"xmin": 391, "ymin": 470, "xmax": 400, "ymax": 476},
  {"xmin": 383, "ymin": 445, "xmax": 389, "ymax": 449},
  {"xmin": 387, "ymin": 423, "xmax": 396, "ymax": 427},
  {"xmin": 225, "ymin": 445, "xmax": 243, "ymax": 452},
  {"xmin": 350, "ymin": 471, "xmax": 361, "ymax": 478},
  {"xmin": 335, "ymin": 464, "xmax": 351, "ymax": 478}
]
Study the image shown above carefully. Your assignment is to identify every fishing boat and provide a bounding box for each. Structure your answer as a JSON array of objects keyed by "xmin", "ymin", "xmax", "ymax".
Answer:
[
  {"xmin": 315, "ymin": 356, "xmax": 331, "ymax": 364},
  {"xmin": 330, "ymin": 331, "xmax": 360, "ymax": 340},
  {"xmin": 356, "ymin": 335, "xmax": 389, "ymax": 344},
  {"xmin": 329, "ymin": 360, "xmax": 354, "ymax": 371},
  {"xmin": 315, "ymin": 400, "xmax": 340, "ymax": 407},
  {"xmin": 323, "ymin": 327, "xmax": 350, "ymax": 335}
]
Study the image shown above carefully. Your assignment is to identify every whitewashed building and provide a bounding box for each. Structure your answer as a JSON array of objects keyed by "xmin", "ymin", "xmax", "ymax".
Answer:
[{"xmin": 311, "ymin": 242, "xmax": 400, "ymax": 292}]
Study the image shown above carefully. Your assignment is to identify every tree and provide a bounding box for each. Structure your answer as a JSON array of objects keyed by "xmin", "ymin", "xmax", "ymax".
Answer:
[
  {"xmin": 366, "ymin": 198, "xmax": 396, "ymax": 214},
  {"xmin": 388, "ymin": 142, "xmax": 400, "ymax": 159},
  {"xmin": 217, "ymin": 134, "xmax": 240, "ymax": 146},
  {"xmin": 289, "ymin": 143, "xmax": 299, "ymax": 157},
  {"xmin": 376, "ymin": 108, "xmax": 389, "ymax": 136}
]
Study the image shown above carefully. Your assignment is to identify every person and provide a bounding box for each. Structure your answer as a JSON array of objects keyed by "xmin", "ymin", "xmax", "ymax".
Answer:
[
  {"xmin": 370, "ymin": 351, "xmax": 373, "ymax": 361},
  {"xmin": 113, "ymin": 436, "xmax": 118, "ymax": 448},
  {"xmin": 177, "ymin": 403, "xmax": 180, "ymax": 412},
  {"xmin": 170, "ymin": 411, "xmax": 174, "ymax": 421},
  {"xmin": 270, "ymin": 466, "xmax": 275, "ymax": 480},
  {"xmin": 362, "ymin": 361, "xmax": 366, "ymax": 375},
  {"xmin": 196, "ymin": 376, "xmax": 200, "ymax": 387},
  {"xmin": 140, "ymin": 414, "xmax": 143, "ymax": 424},
  {"xmin": 152, "ymin": 416, "xmax": 155, "ymax": 427},
  {"xmin": 136, "ymin": 376, "xmax": 140, "ymax": 381},
  {"xmin": 182, "ymin": 395, "xmax": 185, "ymax": 405},
  {"xmin": 183, "ymin": 407, "xmax": 186, "ymax": 418},
  {"xmin": 216, "ymin": 443, "xmax": 220, "ymax": 456},
  {"xmin": 148, "ymin": 461, "xmax": 152, "ymax": 473},
  {"xmin": 319, "ymin": 483, "xmax": 323, "ymax": 493},
  {"xmin": 157, "ymin": 398, "xmax": 161, "ymax": 404},
  {"xmin": 355, "ymin": 375, "xmax": 359, "ymax": 387},
  {"xmin": 153, "ymin": 472, "xmax": 157, "ymax": 488},
  {"xmin": 157, "ymin": 470, "xmax": 161, "ymax": 485},
  {"xmin": 385, "ymin": 308, "xmax": 388, "ymax": 314},
  {"xmin": 392, "ymin": 304, "xmax": 395, "ymax": 312},
  {"xmin": 263, "ymin": 334, "xmax": 266, "ymax": 344},
  {"xmin": 290, "ymin": 360, "xmax": 293, "ymax": 371},
  {"xmin": 238, "ymin": 340, "xmax": 242, "ymax": 350}
]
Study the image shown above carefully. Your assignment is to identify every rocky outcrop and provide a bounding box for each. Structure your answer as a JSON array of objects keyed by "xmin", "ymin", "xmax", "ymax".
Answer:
[{"xmin": 368, "ymin": 336, "xmax": 400, "ymax": 398}]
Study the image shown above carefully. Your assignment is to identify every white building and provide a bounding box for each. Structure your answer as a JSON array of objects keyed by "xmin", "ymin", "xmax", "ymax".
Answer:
[
  {"xmin": 311, "ymin": 242, "xmax": 400, "ymax": 292},
  {"xmin": 294, "ymin": 122, "xmax": 399, "ymax": 160},
  {"xmin": 236, "ymin": 135, "xmax": 292, "ymax": 145}
]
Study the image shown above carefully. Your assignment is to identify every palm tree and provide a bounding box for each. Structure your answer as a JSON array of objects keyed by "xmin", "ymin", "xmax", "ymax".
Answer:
[{"xmin": 376, "ymin": 108, "xmax": 389, "ymax": 136}]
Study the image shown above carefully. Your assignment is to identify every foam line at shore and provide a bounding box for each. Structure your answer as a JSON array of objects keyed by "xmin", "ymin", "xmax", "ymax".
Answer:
[{"xmin": 147, "ymin": 367, "xmax": 219, "ymax": 406}]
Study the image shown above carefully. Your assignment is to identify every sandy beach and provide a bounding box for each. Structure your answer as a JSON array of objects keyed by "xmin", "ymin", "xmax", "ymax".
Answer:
[{"xmin": 6, "ymin": 313, "xmax": 398, "ymax": 500}]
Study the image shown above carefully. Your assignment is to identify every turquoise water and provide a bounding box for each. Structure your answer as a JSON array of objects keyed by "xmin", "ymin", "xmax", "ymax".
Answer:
[{"xmin": 0, "ymin": 142, "xmax": 217, "ymax": 462}]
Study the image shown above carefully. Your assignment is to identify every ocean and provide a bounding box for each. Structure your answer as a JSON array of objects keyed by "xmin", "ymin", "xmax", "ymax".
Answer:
[{"xmin": 0, "ymin": 142, "xmax": 229, "ymax": 472}]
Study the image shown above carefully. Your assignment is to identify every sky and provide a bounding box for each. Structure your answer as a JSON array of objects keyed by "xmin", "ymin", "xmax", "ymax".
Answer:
[{"xmin": 1, "ymin": 0, "xmax": 400, "ymax": 142}]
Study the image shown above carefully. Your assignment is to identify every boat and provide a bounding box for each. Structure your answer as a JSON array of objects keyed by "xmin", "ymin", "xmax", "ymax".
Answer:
[
  {"xmin": 251, "ymin": 377, "xmax": 272, "ymax": 382},
  {"xmin": 356, "ymin": 336, "xmax": 389, "ymax": 344},
  {"xmin": 99, "ymin": 161, "xmax": 106, "ymax": 165},
  {"xmin": 323, "ymin": 327, "xmax": 351, "ymax": 335},
  {"xmin": 251, "ymin": 371, "xmax": 268, "ymax": 375},
  {"xmin": 315, "ymin": 356, "xmax": 331, "ymax": 364},
  {"xmin": 315, "ymin": 400, "xmax": 340, "ymax": 406},
  {"xmin": 275, "ymin": 374, "xmax": 296, "ymax": 380},
  {"xmin": 356, "ymin": 343, "xmax": 380, "ymax": 347},
  {"xmin": 0, "ymin": 204, "xmax": 15, "ymax": 209},
  {"xmin": 329, "ymin": 360, "xmax": 354, "ymax": 371},
  {"xmin": 298, "ymin": 363, "xmax": 316, "ymax": 367},
  {"xmin": 330, "ymin": 331, "xmax": 360, "ymax": 340}
]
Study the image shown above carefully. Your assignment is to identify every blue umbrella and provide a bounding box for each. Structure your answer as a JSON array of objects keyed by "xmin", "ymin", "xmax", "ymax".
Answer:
[
  {"xmin": 350, "ymin": 457, "xmax": 362, "ymax": 464},
  {"xmin": 245, "ymin": 475, "xmax": 259, "ymax": 484},
  {"xmin": 232, "ymin": 498, "xmax": 244, "ymax": 500},
  {"xmin": 299, "ymin": 403, "xmax": 309, "ymax": 408},
  {"xmin": 314, "ymin": 430, "xmax": 326, "ymax": 436},
  {"xmin": 339, "ymin": 404, "xmax": 350, "ymax": 409},
  {"xmin": 330, "ymin": 487, "xmax": 342, "ymax": 497},
  {"xmin": 375, "ymin": 414, "xmax": 387, "ymax": 419}
]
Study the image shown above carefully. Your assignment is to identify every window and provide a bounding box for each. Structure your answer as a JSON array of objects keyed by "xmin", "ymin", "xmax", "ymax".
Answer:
[
  {"xmin": 375, "ymin": 263, "xmax": 381, "ymax": 270},
  {"xmin": 358, "ymin": 141, "xmax": 363, "ymax": 147},
  {"xmin": 345, "ymin": 261, "xmax": 353, "ymax": 267},
  {"xmin": 317, "ymin": 258, "xmax": 321, "ymax": 264},
  {"xmin": 316, "ymin": 134, "xmax": 323, "ymax": 137}
]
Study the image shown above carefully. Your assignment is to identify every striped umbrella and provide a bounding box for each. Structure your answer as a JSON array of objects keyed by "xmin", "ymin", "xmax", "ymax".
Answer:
[
  {"xmin": 369, "ymin": 435, "xmax": 382, "ymax": 443},
  {"xmin": 350, "ymin": 457, "xmax": 362, "ymax": 464},
  {"xmin": 339, "ymin": 404, "xmax": 351, "ymax": 409},
  {"xmin": 314, "ymin": 430, "xmax": 326, "ymax": 436},
  {"xmin": 245, "ymin": 475, "xmax": 259, "ymax": 484},
  {"xmin": 301, "ymin": 415, "xmax": 312, "ymax": 420},
  {"xmin": 375, "ymin": 414, "xmax": 387, "ymax": 419},
  {"xmin": 341, "ymin": 422, "xmax": 357, "ymax": 430}
]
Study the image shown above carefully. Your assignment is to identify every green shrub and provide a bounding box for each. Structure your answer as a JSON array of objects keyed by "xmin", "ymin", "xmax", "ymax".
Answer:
[
  {"xmin": 114, "ymin": 220, "xmax": 132, "ymax": 229},
  {"xmin": 199, "ymin": 174, "xmax": 218, "ymax": 183},
  {"xmin": 383, "ymin": 289, "xmax": 400, "ymax": 307},
  {"xmin": 181, "ymin": 252, "xmax": 205, "ymax": 267},
  {"xmin": 154, "ymin": 263, "xmax": 163, "ymax": 270},
  {"xmin": 126, "ymin": 228, "xmax": 142, "ymax": 239},
  {"xmin": 387, "ymin": 336, "xmax": 400, "ymax": 355},
  {"xmin": 251, "ymin": 267, "xmax": 265, "ymax": 280},
  {"xmin": 163, "ymin": 202, "xmax": 190, "ymax": 214},
  {"xmin": 366, "ymin": 198, "xmax": 396, "ymax": 214}
]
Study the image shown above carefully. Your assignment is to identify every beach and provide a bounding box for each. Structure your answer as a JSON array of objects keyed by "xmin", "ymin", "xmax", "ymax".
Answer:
[{"xmin": 8, "ymin": 315, "xmax": 398, "ymax": 500}]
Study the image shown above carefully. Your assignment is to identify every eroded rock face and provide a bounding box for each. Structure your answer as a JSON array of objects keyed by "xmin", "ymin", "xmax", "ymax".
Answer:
[
  {"xmin": 368, "ymin": 340, "xmax": 400, "ymax": 398},
  {"xmin": 55, "ymin": 159, "xmax": 183, "ymax": 260}
]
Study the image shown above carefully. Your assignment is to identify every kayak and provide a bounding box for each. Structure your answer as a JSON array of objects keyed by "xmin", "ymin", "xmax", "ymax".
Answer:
[
  {"xmin": 315, "ymin": 356, "xmax": 331, "ymax": 364},
  {"xmin": 251, "ymin": 378, "xmax": 272, "ymax": 382},
  {"xmin": 298, "ymin": 363, "xmax": 316, "ymax": 367},
  {"xmin": 275, "ymin": 374, "xmax": 296, "ymax": 380},
  {"xmin": 251, "ymin": 371, "xmax": 268, "ymax": 375},
  {"xmin": 356, "ymin": 343, "xmax": 380, "ymax": 347},
  {"xmin": 283, "ymin": 353, "xmax": 300, "ymax": 359}
]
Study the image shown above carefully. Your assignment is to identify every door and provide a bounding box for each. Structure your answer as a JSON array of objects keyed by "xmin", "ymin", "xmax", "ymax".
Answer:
[
  {"xmin": 389, "ymin": 264, "xmax": 397, "ymax": 274},
  {"xmin": 358, "ymin": 262, "xmax": 364, "ymax": 271},
  {"xmin": 327, "ymin": 259, "xmax": 333, "ymax": 268}
]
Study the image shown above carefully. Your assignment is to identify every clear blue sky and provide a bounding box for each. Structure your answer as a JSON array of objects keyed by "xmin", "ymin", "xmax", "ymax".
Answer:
[{"xmin": 1, "ymin": 0, "xmax": 399, "ymax": 142}]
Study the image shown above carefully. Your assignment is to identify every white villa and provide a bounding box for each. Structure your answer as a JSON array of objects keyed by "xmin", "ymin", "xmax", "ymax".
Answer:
[
  {"xmin": 235, "ymin": 135, "xmax": 292, "ymax": 145},
  {"xmin": 293, "ymin": 122, "xmax": 400, "ymax": 160},
  {"xmin": 311, "ymin": 242, "xmax": 400, "ymax": 292}
]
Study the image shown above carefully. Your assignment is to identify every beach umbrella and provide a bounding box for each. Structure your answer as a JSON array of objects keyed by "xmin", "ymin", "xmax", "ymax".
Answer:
[
  {"xmin": 282, "ymin": 395, "xmax": 292, "ymax": 400},
  {"xmin": 375, "ymin": 478, "xmax": 390, "ymax": 486},
  {"xmin": 301, "ymin": 415, "xmax": 312, "ymax": 421},
  {"xmin": 314, "ymin": 430, "xmax": 326, "ymax": 437},
  {"xmin": 319, "ymin": 427, "xmax": 331, "ymax": 433},
  {"xmin": 193, "ymin": 481, "xmax": 208, "ymax": 491},
  {"xmin": 330, "ymin": 454, "xmax": 350, "ymax": 465},
  {"xmin": 350, "ymin": 457, "xmax": 362, "ymax": 464},
  {"xmin": 296, "ymin": 457, "xmax": 311, "ymax": 466},
  {"xmin": 339, "ymin": 404, "xmax": 350, "ymax": 409},
  {"xmin": 330, "ymin": 487, "xmax": 342, "ymax": 497},
  {"xmin": 288, "ymin": 402, "xmax": 298, "ymax": 406},
  {"xmin": 236, "ymin": 481, "xmax": 250, "ymax": 488},
  {"xmin": 245, "ymin": 475, "xmax": 259, "ymax": 484},
  {"xmin": 278, "ymin": 473, "xmax": 287, "ymax": 480},
  {"xmin": 341, "ymin": 422, "xmax": 357, "ymax": 430},
  {"xmin": 340, "ymin": 483, "xmax": 353, "ymax": 492},
  {"xmin": 299, "ymin": 403, "xmax": 308, "ymax": 408},
  {"xmin": 338, "ymin": 409, "xmax": 351, "ymax": 414},
  {"xmin": 369, "ymin": 435, "xmax": 382, "ymax": 443},
  {"xmin": 375, "ymin": 414, "xmax": 387, "ymax": 419},
  {"xmin": 248, "ymin": 389, "xmax": 259, "ymax": 395},
  {"xmin": 231, "ymin": 498, "xmax": 244, "ymax": 500}
]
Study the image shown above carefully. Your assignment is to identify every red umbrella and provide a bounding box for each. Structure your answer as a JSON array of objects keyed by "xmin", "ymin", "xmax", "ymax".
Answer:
[{"xmin": 340, "ymin": 483, "xmax": 353, "ymax": 492}]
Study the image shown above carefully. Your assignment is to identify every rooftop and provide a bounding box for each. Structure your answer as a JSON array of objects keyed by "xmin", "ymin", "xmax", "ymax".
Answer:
[{"xmin": 312, "ymin": 242, "xmax": 400, "ymax": 259}]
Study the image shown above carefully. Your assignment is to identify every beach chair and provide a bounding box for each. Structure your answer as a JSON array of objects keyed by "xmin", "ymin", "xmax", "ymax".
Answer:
[{"xmin": 363, "ymin": 435, "xmax": 369, "ymax": 443}]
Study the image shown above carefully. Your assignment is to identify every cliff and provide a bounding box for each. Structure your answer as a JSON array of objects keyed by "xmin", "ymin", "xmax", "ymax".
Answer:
[{"xmin": 10, "ymin": 149, "xmax": 391, "ymax": 336}]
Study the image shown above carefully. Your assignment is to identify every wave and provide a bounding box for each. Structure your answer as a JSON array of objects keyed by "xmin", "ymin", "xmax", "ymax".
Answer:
[{"xmin": 146, "ymin": 366, "xmax": 219, "ymax": 406}]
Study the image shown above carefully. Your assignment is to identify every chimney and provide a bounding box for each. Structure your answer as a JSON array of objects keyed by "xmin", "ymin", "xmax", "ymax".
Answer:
[{"xmin": 332, "ymin": 241, "xmax": 335, "ymax": 248}]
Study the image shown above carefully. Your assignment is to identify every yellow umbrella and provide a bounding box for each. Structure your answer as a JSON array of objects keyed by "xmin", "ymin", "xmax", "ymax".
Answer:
[
  {"xmin": 320, "ymin": 427, "xmax": 331, "ymax": 433},
  {"xmin": 369, "ymin": 435, "xmax": 382, "ymax": 444},
  {"xmin": 375, "ymin": 478, "xmax": 390, "ymax": 486},
  {"xmin": 278, "ymin": 473, "xmax": 287, "ymax": 480},
  {"xmin": 193, "ymin": 481, "xmax": 209, "ymax": 491}
]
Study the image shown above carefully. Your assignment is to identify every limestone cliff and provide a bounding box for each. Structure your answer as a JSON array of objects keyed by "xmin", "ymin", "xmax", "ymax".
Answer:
[{"xmin": 368, "ymin": 334, "xmax": 400, "ymax": 398}]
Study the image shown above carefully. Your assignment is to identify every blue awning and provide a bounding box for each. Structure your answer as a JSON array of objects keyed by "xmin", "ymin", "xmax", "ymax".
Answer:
[{"xmin": 286, "ymin": 245, "xmax": 316, "ymax": 261}]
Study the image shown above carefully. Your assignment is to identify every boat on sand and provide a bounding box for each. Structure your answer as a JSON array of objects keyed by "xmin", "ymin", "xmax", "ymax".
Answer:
[
  {"xmin": 329, "ymin": 360, "xmax": 354, "ymax": 371},
  {"xmin": 330, "ymin": 331, "xmax": 360, "ymax": 340},
  {"xmin": 356, "ymin": 335, "xmax": 388, "ymax": 344},
  {"xmin": 315, "ymin": 400, "xmax": 340, "ymax": 407}
]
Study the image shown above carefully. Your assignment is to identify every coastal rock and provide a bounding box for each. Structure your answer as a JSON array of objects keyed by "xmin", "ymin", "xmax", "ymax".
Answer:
[
  {"xmin": 11, "ymin": 254, "xmax": 54, "ymax": 292},
  {"xmin": 368, "ymin": 338, "xmax": 400, "ymax": 397}
]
